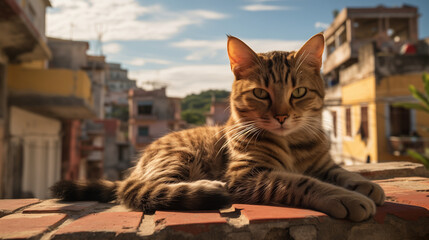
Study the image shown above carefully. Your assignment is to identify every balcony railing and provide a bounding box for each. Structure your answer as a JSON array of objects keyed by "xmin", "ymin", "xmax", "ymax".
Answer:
[{"xmin": 389, "ymin": 136, "xmax": 429, "ymax": 156}]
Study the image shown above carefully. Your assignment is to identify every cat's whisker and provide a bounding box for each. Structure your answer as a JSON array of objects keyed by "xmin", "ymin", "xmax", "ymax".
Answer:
[
  {"xmin": 215, "ymin": 121, "xmax": 255, "ymax": 144},
  {"xmin": 217, "ymin": 122, "xmax": 257, "ymax": 156},
  {"xmin": 245, "ymin": 128, "xmax": 262, "ymax": 150}
]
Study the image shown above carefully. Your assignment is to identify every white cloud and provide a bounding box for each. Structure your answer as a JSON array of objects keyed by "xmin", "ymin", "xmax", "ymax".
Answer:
[
  {"xmin": 242, "ymin": 4, "xmax": 294, "ymax": 11},
  {"xmin": 47, "ymin": 0, "xmax": 228, "ymax": 41},
  {"xmin": 172, "ymin": 38, "xmax": 304, "ymax": 61},
  {"xmin": 126, "ymin": 57, "xmax": 171, "ymax": 66},
  {"xmin": 103, "ymin": 43, "xmax": 122, "ymax": 54},
  {"xmin": 172, "ymin": 39, "xmax": 225, "ymax": 60},
  {"xmin": 188, "ymin": 10, "xmax": 227, "ymax": 20},
  {"xmin": 129, "ymin": 65, "xmax": 233, "ymax": 97},
  {"xmin": 315, "ymin": 22, "xmax": 330, "ymax": 30}
]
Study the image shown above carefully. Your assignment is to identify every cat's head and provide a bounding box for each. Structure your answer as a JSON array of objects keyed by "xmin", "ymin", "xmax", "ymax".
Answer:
[{"xmin": 227, "ymin": 34, "xmax": 325, "ymax": 137}]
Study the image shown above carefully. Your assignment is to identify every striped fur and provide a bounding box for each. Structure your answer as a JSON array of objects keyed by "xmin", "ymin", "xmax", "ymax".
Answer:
[{"xmin": 51, "ymin": 34, "xmax": 385, "ymax": 222}]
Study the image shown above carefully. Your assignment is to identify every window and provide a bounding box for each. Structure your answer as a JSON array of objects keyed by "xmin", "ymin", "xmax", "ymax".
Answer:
[
  {"xmin": 138, "ymin": 101, "xmax": 153, "ymax": 115},
  {"xmin": 331, "ymin": 111, "xmax": 337, "ymax": 137},
  {"xmin": 138, "ymin": 126, "xmax": 149, "ymax": 137},
  {"xmin": 346, "ymin": 107, "xmax": 352, "ymax": 137},
  {"xmin": 389, "ymin": 106, "xmax": 410, "ymax": 136},
  {"xmin": 360, "ymin": 106, "xmax": 369, "ymax": 140}
]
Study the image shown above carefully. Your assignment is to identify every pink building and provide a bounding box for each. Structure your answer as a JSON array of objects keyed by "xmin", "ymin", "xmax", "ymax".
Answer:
[
  {"xmin": 205, "ymin": 96, "xmax": 230, "ymax": 126},
  {"xmin": 128, "ymin": 87, "xmax": 185, "ymax": 149}
]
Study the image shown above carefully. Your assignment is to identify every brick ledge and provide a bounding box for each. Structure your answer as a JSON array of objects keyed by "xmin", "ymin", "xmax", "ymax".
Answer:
[{"xmin": 0, "ymin": 162, "xmax": 428, "ymax": 240}]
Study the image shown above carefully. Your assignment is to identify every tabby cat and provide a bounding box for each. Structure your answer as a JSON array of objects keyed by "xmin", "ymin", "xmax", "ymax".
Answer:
[{"xmin": 52, "ymin": 33, "xmax": 385, "ymax": 222}]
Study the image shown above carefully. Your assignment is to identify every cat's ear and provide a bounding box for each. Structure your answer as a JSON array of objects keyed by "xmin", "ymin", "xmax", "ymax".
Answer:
[
  {"xmin": 227, "ymin": 36, "xmax": 259, "ymax": 79},
  {"xmin": 294, "ymin": 33, "xmax": 324, "ymax": 69}
]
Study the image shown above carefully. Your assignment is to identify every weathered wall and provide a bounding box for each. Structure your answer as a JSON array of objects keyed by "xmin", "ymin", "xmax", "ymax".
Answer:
[
  {"xmin": 8, "ymin": 106, "xmax": 61, "ymax": 199},
  {"xmin": 340, "ymin": 75, "xmax": 378, "ymax": 164}
]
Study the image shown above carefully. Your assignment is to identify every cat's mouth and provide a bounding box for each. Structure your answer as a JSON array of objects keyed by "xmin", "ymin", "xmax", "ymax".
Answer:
[{"xmin": 270, "ymin": 125, "xmax": 293, "ymax": 136}]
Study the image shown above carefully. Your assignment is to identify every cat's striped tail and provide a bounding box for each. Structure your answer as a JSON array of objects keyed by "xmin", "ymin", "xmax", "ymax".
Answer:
[
  {"xmin": 50, "ymin": 180, "xmax": 118, "ymax": 203},
  {"xmin": 117, "ymin": 179, "xmax": 231, "ymax": 213}
]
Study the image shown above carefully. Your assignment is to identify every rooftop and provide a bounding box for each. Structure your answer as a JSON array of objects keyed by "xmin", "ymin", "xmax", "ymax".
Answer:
[{"xmin": 0, "ymin": 162, "xmax": 428, "ymax": 239}]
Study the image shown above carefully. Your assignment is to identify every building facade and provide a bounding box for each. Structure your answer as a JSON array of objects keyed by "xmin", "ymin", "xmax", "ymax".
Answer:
[
  {"xmin": 0, "ymin": 0, "xmax": 103, "ymax": 198},
  {"xmin": 1, "ymin": 0, "xmax": 54, "ymax": 199},
  {"xmin": 129, "ymin": 87, "xmax": 185, "ymax": 150},
  {"xmin": 322, "ymin": 5, "xmax": 429, "ymax": 165},
  {"xmin": 103, "ymin": 63, "xmax": 137, "ymax": 180}
]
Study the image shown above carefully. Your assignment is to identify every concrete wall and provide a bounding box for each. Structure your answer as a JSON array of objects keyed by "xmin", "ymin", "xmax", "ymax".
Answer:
[
  {"xmin": 9, "ymin": 106, "xmax": 61, "ymax": 199},
  {"xmin": 17, "ymin": 0, "xmax": 49, "ymax": 38},
  {"xmin": 47, "ymin": 38, "xmax": 88, "ymax": 70},
  {"xmin": 322, "ymin": 106, "xmax": 343, "ymax": 164},
  {"xmin": 340, "ymin": 75, "xmax": 378, "ymax": 164}
]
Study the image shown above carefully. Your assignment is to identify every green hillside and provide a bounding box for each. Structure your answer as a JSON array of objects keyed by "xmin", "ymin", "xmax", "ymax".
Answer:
[{"xmin": 181, "ymin": 90, "xmax": 230, "ymax": 125}]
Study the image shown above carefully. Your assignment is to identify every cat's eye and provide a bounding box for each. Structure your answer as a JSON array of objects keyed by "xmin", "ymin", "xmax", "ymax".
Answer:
[
  {"xmin": 253, "ymin": 88, "xmax": 269, "ymax": 99},
  {"xmin": 292, "ymin": 87, "xmax": 307, "ymax": 98}
]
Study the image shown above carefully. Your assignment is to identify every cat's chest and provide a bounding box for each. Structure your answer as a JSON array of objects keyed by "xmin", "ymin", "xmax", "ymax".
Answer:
[{"xmin": 256, "ymin": 137, "xmax": 322, "ymax": 172}]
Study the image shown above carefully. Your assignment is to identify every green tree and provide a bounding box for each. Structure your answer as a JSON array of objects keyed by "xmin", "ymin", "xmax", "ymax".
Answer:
[
  {"xmin": 181, "ymin": 90, "xmax": 230, "ymax": 125},
  {"xmin": 394, "ymin": 73, "xmax": 429, "ymax": 168}
]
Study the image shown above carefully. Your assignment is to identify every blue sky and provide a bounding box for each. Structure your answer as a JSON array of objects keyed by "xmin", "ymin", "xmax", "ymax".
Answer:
[{"xmin": 47, "ymin": 0, "xmax": 429, "ymax": 97}]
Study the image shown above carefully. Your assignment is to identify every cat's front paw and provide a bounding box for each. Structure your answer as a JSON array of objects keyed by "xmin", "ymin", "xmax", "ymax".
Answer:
[
  {"xmin": 321, "ymin": 191, "xmax": 376, "ymax": 222},
  {"xmin": 346, "ymin": 180, "xmax": 385, "ymax": 205}
]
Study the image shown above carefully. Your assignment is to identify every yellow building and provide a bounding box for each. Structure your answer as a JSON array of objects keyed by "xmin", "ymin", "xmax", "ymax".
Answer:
[
  {"xmin": 1, "ymin": 0, "xmax": 53, "ymax": 198},
  {"xmin": 0, "ymin": 0, "xmax": 97, "ymax": 198},
  {"xmin": 323, "ymin": 5, "xmax": 429, "ymax": 165}
]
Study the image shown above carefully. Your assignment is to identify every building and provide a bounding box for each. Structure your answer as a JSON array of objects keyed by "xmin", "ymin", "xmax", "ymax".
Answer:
[
  {"xmin": 1, "ymin": 0, "xmax": 54, "ymax": 198},
  {"xmin": 105, "ymin": 63, "xmax": 136, "ymax": 123},
  {"xmin": 322, "ymin": 5, "xmax": 429, "ymax": 165},
  {"xmin": 0, "ymin": 0, "xmax": 102, "ymax": 199},
  {"xmin": 104, "ymin": 63, "xmax": 137, "ymax": 180},
  {"xmin": 205, "ymin": 95, "xmax": 230, "ymax": 126},
  {"xmin": 129, "ymin": 87, "xmax": 185, "ymax": 150},
  {"xmin": 85, "ymin": 55, "xmax": 107, "ymax": 119},
  {"xmin": 106, "ymin": 63, "xmax": 137, "ymax": 92}
]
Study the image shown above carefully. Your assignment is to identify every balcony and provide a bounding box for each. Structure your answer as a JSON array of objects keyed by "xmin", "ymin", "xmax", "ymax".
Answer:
[
  {"xmin": 7, "ymin": 65, "xmax": 96, "ymax": 119},
  {"xmin": 323, "ymin": 42, "xmax": 353, "ymax": 74},
  {"xmin": 389, "ymin": 136, "xmax": 429, "ymax": 156}
]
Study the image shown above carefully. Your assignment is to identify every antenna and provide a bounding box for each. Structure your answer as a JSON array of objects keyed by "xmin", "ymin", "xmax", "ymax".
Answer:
[
  {"xmin": 141, "ymin": 80, "xmax": 168, "ymax": 90},
  {"xmin": 140, "ymin": 71, "xmax": 168, "ymax": 90},
  {"xmin": 94, "ymin": 24, "xmax": 107, "ymax": 56}
]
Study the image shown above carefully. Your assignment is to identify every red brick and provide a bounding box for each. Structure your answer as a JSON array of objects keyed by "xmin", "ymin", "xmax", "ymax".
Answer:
[
  {"xmin": 393, "ymin": 191, "xmax": 429, "ymax": 209},
  {"xmin": 378, "ymin": 184, "xmax": 410, "ymax": 194},
  {"xmin": 374, "ymin": 201, "xmax": 429, "ymax": 223},
  {"xmin": 23, "ymin": 199, "xmax": 98, "ymax": 213},
  {"xmin": 154, "ymin": 210, "xmax": 227, "ymax": 235},
  {"xmin": 234, "ymin": 204, "xmax": 327, "ymax": 223},
  {"xmin": 0, "ymin": 213, "xmax": 66, "ymax": 239},
  {"xmin": 0, "ymin": 198, "xmax": 40, "ymax": 216},
  {"xmin": 54, "ymin": 212, "xmax": 142, "ymax": 238}
]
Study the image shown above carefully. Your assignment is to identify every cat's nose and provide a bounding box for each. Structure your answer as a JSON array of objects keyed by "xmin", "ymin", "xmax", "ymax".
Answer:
[{"xmin": 274, "ymin": 114, "xmax": 289, "ymax": 124}]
